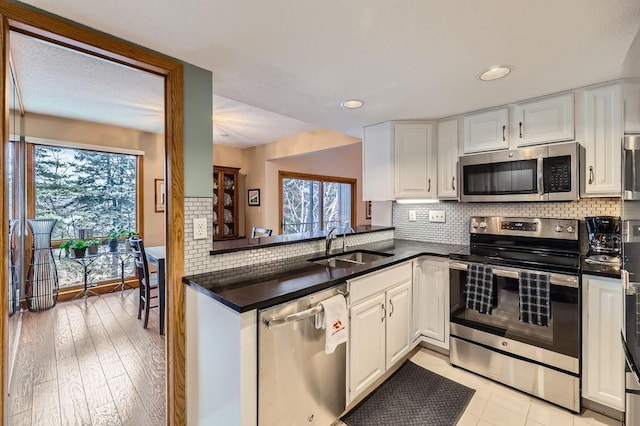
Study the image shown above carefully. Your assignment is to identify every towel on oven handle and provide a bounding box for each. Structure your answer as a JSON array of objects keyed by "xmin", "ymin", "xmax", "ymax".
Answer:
[
  {"xmin": 518, "ymin": 271, "xmax": 551, "ymax": 327},
  {"xmin": 465, "ymin": 263, "xmax": 494, "ymax": 315}
]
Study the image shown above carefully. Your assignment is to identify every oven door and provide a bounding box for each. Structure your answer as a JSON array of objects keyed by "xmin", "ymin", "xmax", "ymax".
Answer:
[{"xmin": 449, "ymin": 261, "xmax": 580, "ymax": 360}]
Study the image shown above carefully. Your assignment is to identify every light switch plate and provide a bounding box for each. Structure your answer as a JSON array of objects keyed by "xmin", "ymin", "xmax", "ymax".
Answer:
[
  {"xmin": 428, "ymin": 210, "xmax": 446, "ymax": 223},
  {"xmin": 408, "ymin": 210, "xmax": 417, "ymax": 221},
  {"xmin": 193, "ymin": 218, "xmax": 207, "ymax": 240}
]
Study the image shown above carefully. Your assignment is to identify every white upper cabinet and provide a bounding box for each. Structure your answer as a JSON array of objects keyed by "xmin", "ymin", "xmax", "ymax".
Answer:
[
  {"xmin": 394, "ymin": 122, "xmax": 437, "ymax": 199},
  {"xmin": 582, "ymin": 83, "xmax": 623, "ymax": 196},
  {"xmin": 363, "ymin": 122, "xmax": 394, "ymax": 201},
  {"xmin": 462, "ymin": 107, "xmax": 509, "ymax": 153},
  {"xmin": 514, "ymin": 93, "xmax": 574, "ymax": 147},
  {"xmin": 437, "ymin": 119, "xmax": 459, "ymax": 199},
  {"xmin": 624, "ymin": 80, "xmax": 640, "ymax": 133}
]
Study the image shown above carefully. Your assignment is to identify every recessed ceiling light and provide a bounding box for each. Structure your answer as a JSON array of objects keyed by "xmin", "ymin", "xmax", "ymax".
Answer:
[
  {"xmin": 340, "ymin": 99, "xmax": 363, "ymax": 109},
  {"xmin": 479, "ymin": 66, "xmax": 511, "ymax": 81}
]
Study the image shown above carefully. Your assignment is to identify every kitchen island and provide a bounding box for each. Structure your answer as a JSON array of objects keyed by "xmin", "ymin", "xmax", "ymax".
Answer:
[{"xmin": 183, "ymin": 237, "xmax": 465, "ymax": 425}]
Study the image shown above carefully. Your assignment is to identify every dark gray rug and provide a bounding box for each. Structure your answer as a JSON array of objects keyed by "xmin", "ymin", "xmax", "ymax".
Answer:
[{"xmin": 342, "ymin": 361, "xmax": 475, "ymax": 426}]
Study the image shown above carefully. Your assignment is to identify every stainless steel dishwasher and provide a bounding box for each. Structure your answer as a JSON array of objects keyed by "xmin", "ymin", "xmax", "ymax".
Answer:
[{"xmin": 258, "ymin": 284, "xmax": 347, "ymax": 426}]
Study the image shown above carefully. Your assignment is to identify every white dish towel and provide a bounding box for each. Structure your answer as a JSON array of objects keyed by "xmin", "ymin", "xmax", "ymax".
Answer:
[{"xmin": 314, "ymin": 294, "xmax": 348, "ymax": 354}]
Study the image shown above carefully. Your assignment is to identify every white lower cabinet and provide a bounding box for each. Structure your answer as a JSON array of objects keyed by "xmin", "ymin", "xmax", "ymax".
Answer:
[
  {"xmin": 349, "ymin": 293, "xmax": 386, "ymax": 400},
  {"xmin": 413, "ymin": 257, "xmax": 449, "ymax": 348},
  {"xmin": 582, "ymin": 274, "xmax": 624, "ymax": 411},
  {"xmin": 348, "ymin": 263, "xmax": 412, "ymax": 403},
  {"xmin": 385, "ymin": 281, "xmax": 412, "ymax": 366}
]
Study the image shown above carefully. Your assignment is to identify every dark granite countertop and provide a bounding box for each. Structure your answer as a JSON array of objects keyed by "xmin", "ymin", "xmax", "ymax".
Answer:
[
  {"xmin": 184, "ymin": 239, "xmax": 467, "ymax": 313},
  {"xmin": 211, "ymin": 225, "xmax": 394, "ymax": 255}
]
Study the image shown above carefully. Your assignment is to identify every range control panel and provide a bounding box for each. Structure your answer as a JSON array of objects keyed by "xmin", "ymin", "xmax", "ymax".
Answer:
[{"xmin": 470, "ymin": 216, "xmax": 579, "ymax": 240}]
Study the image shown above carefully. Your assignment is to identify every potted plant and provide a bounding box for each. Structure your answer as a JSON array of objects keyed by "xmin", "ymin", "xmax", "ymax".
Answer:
[
  {"xmin": 59, "ymin": 239, "xmax": 92, "ymax": 258},
  {"xmin": 87, "ymin": 238, "xmax": 103, "ymax": 255},
  {"xmin": 107, "ymin": 225, "xmax": 126, "ymax": 252},
  {"xmin": 125, "ymin": 230, "xmax": 139, "ymax": 251}
]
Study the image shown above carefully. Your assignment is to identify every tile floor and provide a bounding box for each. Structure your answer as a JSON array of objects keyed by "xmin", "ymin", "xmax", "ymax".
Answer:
[{"xmin": 338, "ymin": 348, "xmax": 621, "ymax": 426}]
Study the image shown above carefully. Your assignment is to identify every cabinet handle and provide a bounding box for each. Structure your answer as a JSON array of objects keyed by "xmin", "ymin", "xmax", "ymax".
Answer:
[
  {"xmin": 588, "ymin": 166, "xmax": 594, "ymax": 185},
  {"xmin": 381, "ymin": 304, "xmax": 386, "ymax": 322},
  {"xmin": 519, "ymin": 121, "xmax": 523, "ymax": 139},
  {"xmin": 452, "ymin": 176, "xmax": 455, "ymax": 191},
  {"xmin": 502, "ymin": 125, "xmax": 506, "ymax": 141},
  {"xmin": 389, "ymin": 299, "xmax": 394, "ymax": 317},
  {"xmin": 427, "ymin": 179, "xmax": 431, "ymax": 192}
]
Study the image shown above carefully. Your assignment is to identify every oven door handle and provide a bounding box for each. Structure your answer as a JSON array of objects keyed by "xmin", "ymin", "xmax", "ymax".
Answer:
[{"xmin": 448, "ymin": 261, "xmax": 578, "ymax": 288}]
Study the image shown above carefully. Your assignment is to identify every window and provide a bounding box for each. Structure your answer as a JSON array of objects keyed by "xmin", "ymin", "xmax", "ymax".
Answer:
[
  {"xmin": 31, "ymin": 144, "xmax": 140, "ymax": 288},
  {"xmin": 280, "ymin": 171, "xmax": 355, "ymax": 234}
]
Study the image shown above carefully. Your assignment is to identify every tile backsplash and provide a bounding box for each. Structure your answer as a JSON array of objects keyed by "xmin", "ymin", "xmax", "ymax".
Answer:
[
  {"xmin": 393, "ymin": 198, "xmax": 621, "ymax": 248},
  {"xmin": 205, "ymin": 230, "xmax": 395, "ymax": 273}
]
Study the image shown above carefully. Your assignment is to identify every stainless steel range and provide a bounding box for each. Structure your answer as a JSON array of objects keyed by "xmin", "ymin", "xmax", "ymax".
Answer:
[{"xmin": 449, "ymin": 216, "xmax": 581, "ymax": 412}]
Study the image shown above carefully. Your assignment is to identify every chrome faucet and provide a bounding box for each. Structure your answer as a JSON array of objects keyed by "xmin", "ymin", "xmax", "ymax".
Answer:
[
  {"xmin": 342, "ymin": 223, "xmax": 355, "ymax": 252},
  {"xmin": 325, "ymin": 227, "xmax": 338, "ymax": 255}
]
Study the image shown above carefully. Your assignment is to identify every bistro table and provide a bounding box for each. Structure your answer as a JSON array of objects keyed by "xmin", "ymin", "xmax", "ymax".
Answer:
[
  {"xmin": 63, "ymin": 253, "xmax": 102, "ymax": 301},
  {"xmin": 145, "ymin": 245, "xmax": 166, "ymax": 335},
  {"xmin": 108, "ymin": 245, "xmax": 134, "ymax": 294}
]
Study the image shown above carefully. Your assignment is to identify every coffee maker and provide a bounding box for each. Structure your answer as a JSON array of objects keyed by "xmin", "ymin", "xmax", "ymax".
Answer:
[{"xmin": 584, "ymin": 216, "xmax": 621, "ymax": 264}]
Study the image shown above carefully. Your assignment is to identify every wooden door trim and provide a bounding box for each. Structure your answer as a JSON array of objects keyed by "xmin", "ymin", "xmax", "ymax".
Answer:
[{"xmin": 0, "ymin": 3, "xmax": 186, "ymax": 425}]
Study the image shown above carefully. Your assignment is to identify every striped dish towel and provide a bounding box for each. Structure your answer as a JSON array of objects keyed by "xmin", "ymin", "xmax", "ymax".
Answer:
[
  {"xmin": 518, "ymin": 271, "xmax": 551, "ymax": 327},
  {"xmin": 465, "ymin": 264, "xmax": 494, "ymax": 315}
]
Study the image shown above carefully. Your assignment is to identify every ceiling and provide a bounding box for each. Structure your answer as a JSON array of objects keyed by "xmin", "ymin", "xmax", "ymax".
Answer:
[{"xmin": 14, "ymin": 0, "xmax": 640, "ymax": 144}]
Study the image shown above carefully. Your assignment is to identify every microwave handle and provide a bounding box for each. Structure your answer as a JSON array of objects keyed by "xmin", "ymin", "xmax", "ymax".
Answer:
[{"xmin": 537, "ymin": 156, "xmax": 544, "ymax": 196}]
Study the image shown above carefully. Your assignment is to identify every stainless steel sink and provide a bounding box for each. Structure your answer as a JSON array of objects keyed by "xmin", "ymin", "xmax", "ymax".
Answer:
[{"xmin": 308, "ymin": 250, "xmax": 392, "ymax": 268}]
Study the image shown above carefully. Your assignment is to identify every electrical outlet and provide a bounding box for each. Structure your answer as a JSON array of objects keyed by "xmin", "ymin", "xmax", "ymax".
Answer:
[
  {"xmin": 428, "ymin": 210, "xmax": 446, "ymax": 223},
  {"xmin": 193, "ymin": 218, "xmax": 207, "ymax": 240},
  {"xmin": 408, "ymin": 210, "xmax": 417, "ymax": 221}
]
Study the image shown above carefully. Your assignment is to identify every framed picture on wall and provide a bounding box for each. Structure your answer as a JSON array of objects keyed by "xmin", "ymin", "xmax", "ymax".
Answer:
[
  {"xmin": 365, "ymin": 201, "xmax": 372, "ymax": 220},
  {"xmin": 155, "ymin": 179, "xmax": 165, "ymax": 212},
  {"xmin": 248, "ymin": 189, "xmax": 260, "ymax": 206}
]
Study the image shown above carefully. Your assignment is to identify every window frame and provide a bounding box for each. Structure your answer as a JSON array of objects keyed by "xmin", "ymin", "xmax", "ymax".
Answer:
[
  {"xmin": 278, "ymin": 170, "xmax": 357, "ymax": 234},
  {"xmin": 25, "ymin": 142, "xmax": 144, "ymax": 289}
]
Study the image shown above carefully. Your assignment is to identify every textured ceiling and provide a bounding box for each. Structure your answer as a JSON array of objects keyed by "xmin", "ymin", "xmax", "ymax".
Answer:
[
  {"xmin": 10, "ymin": 32, "xmax": 165, "ymax": 133},
  {"xmin": 14, "ymin": 0, "xmax": 640, "ymax": 140}
]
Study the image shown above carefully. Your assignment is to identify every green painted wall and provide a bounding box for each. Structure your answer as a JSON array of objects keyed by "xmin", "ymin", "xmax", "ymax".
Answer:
[{"xmin": 183, "ymin": 63, "xmax": 213, "ymax": 197}]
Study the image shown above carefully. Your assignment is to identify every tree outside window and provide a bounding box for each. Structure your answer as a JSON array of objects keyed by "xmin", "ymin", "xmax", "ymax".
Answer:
[
  {"xmin": 33, "ymin": 145, "xmax": 138, "ymax": 287},
  {"xmin": 280, "ymin": 171, "xmax": 355, "ymax": 234}
]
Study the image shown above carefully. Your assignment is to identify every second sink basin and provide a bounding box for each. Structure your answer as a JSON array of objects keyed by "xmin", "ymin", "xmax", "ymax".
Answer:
[{"xmin": 309, "ymin": 250, "xmax": 392, "ymax": 268}]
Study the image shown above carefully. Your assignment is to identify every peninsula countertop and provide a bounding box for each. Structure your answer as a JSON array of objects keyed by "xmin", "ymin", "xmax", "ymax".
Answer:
[{"xmin": 184, "ymin": 239, "xmax": 467, "ymax": 313}]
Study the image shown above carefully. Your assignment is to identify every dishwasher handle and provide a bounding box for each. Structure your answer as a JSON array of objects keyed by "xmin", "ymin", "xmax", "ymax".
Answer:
[{"xmin": 264, "ymin": 289, "xmax": 349, "ymax": 329}]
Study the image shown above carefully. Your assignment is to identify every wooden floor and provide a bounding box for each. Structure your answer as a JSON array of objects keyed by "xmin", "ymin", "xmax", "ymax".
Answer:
[{"xmin": 8, "ymin": 289, "xmax": 166, "ymax": 426}]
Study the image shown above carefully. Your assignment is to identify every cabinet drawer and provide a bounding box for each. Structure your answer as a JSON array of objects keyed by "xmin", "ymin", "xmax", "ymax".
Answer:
[{"xmin": 349, "ymin": 262, "xmax": 412, "ymax": 304}]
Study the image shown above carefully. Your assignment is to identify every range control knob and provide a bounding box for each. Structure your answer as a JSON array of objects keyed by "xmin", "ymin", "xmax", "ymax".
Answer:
[
  {"xmin": 566, "ymin": 225, "xmax": 575, "ymax": 233},
  {"xmin": 479, "ymin": 222, "xmax": 487, "ymax": 229},
  {"xmin": 554, "ymin": 225, "xmax": 564, "ymax": 232},
  {"xmin": 471, "ymin": 222, "xmax": 479, "ymax": 229}
]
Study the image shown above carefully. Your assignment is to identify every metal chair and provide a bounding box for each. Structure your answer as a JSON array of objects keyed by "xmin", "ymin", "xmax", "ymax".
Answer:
[
  {"xmin": 129, "ymin": 237, "xmax": 159, "ymax": 330},
  {"xmin": 251, "ymin": 227, "xmax": 273, "ymax": 238}
]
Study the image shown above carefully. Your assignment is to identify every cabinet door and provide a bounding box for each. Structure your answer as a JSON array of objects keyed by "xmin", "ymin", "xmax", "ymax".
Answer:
[
  {"xmin": 394, "ymin": 123, "xmax": 436, "ymax": 198},
  {"xmin": 583, "ymin": 83, "xmax": 623, "ymax": 196},
  {"xmin": 363, "ymin": 122, "xmax": 394, "ymax": 201},
  {"xmin": 349, "ymin": 293, "xmax": 386, "ymax": 401},
  {"xmin": 462, "ymin": 108, "xmax": 509, "ymax": 153},
  {"xmin": 582, "ymin": 275, "xmax": 624, "ymax": 411},
  {"xmin": 514, "ymin": 93, "xmax": 574, "ymax": 146},
  {"xmin": 411, "ymin": 262, "xmax": 422, "ymax": 342},
  {"xmin": 437, "ymin": 119, "xmax": 459, "ymax": 199},
  {"xmin": 418, "ymin": 259, "xmax": 449, "ymax": 346},
  {"xmin": 385, "ymin": 280, "xmax": 412, "ymax": 367},
  {"xmin": 624, "ymin": 80, "xmax": 640, "ymax": 133}
]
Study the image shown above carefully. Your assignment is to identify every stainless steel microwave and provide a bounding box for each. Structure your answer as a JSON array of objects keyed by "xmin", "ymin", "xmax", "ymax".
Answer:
[
  {"xmin": 459, "ymin": 142, "xmax": 582, "ymax": 202},
  {"xmin": 624, "ymin": 135, "xmax": 640, "ymax": 200}
]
